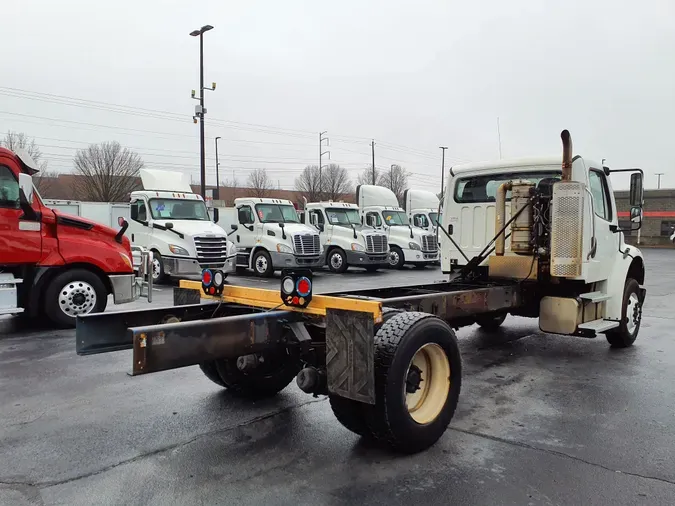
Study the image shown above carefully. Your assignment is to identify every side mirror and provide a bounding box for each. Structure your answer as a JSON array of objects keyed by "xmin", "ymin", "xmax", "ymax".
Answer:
[
  {"xmin": 309, "ymin": 214, "xmax": 317, "ymax": 226},
  {"xmin": 18, "ymin": 173, "xmax": 33, "ymax": 204},
  {"xmin": 630, "ymin": 172, "xmax": 643, "ymax": 207},
  {"xmin": 165, "ymin": 222, "xmax": 174, "ymax": 229},
  {"xmin": 630, "ymin": 206, "xmax": 642, "ymax": 223},
  {"xmin": 118, "ymin": 216, "xmax": 126, "ymax": 227},
  {"xmin": 230, "ymin": 224, "xmax": 238, "ymax": 231},
  {"xmin": 212, "ymin": 208, "xmax": 219, "ymax": 223}
]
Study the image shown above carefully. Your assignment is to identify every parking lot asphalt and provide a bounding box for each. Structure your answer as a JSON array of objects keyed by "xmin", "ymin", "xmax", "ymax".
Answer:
[{"xmin": 1, "ymin": 254, "xmax": 675, "ymax": 506}]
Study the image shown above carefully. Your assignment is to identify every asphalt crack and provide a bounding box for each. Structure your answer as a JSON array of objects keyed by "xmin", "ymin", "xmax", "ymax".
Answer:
[
  {"xmin": 449, "ymin": 426, "xmax": 675, "ymax": 487},
  {"xmin": 1, "ymin": 397, "xmax": 326, "ymax": 490}
]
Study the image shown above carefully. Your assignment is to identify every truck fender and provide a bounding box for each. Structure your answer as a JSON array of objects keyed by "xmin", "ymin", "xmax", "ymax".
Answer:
[{"xmin": 605, "ymin": 245, "xmax": 645, "ymax": 320}]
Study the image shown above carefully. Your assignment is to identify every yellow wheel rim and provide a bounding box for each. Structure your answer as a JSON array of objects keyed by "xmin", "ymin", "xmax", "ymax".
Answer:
[{"xmin": 405, "ymin": 343, "xmax": 451, "ymax": 424}]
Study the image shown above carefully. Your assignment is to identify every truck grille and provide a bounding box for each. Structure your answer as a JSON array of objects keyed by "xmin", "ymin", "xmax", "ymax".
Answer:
[
  {"xmin": 365, "ymin": 234, "xmax": 388, "ymax": 254},
  {"xmin": 293, "ymin": 234, "xmax": 321, "ymax": 256},
  {"xmin": 194, "ymin": 236, "xmax": 228, "ymax": 267},
  {"xmin": 422, "ymin": 235, "xmax": 438, "ymax": 252}
]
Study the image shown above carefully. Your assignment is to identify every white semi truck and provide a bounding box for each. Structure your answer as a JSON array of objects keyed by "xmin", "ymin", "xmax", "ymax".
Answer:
[
  {"xmin": 404, "ymin": 189, "xmax": 441, "ymax": 232},
  {"xmin": 301, "ymin": 201, "xmax": 389, "ymax": 273},
  {"xmin": 215, "ymin": 197, "xmax": 324, "ymax": 277},
  {"xmin": 125, "ymin": 170, "xmax": 236, "ymax": 283},
  {"xmin": 356, "ymin": 185, "xmax": 439, "ymax": 269}
]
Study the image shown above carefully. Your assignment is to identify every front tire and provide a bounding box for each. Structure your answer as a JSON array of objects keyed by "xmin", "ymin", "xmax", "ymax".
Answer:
[
  {"xmin": 388, "ymin": 246, "xmax": 405, "ymax": 270},
  {"xmin": 252, "ymin": 250, "xmax": 274, "ymax": 278},
  {"xmin": 364, "ymin": 312, "xmax": 462, "ymax": 453},
  {"xmin": 151, "ymin": 250, "xmax": 167, "ymax": 284},
  {"xmin": 327, "ymin": 248, "xmax": 348, "ymax": 274},
  {"xmin": 606, "ymin": 278, "xmax": 642, "ymax": 348},
  {"xmin": 44, "ymin": 269, "xmax": 108, "ymax": 328}
]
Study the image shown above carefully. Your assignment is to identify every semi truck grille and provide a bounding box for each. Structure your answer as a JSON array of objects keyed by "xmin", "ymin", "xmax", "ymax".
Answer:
[
  {"xmin": 365, "ymin": 234, "xmax": 388, "ymax": 254},
  {"xmin": 293, "ymin": 234, "xmax": 321, "ymax": 255},
  {"xmin": 422, "ymin": 235, "xmax": 438, "ymax": 252},
  {"xmin": 194, "ymin": 236, "xmax": 228, "ymax": 266}
]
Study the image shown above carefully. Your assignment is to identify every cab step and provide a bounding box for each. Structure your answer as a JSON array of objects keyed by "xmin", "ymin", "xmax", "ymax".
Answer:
[
  {"xmin": 578, "ymin": 319, "xmax": 620, "ymax": 334},
  {"xmin": 579, "ymin": 291, "xmax": 612, "ymax": 303}
]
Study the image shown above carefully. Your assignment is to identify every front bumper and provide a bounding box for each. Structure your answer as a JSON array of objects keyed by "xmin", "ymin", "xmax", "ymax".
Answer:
[
  {"xmin": 109, "ymin": 274, "xmax": 141, "ymax": 304},
  {"xmin": 270, "ymin": 251, "xmax": 326, "ymax": 269},
  {"xmin": 403, "ymin": 249, "xmax": 439, "ymax": 264},
  {"xmin": 346, "ymin": 251, "xmax": 390, "ymax": 266},
  {"xmin": 163, "ymin": 255, "xmax": 236, "ymax": 276}
]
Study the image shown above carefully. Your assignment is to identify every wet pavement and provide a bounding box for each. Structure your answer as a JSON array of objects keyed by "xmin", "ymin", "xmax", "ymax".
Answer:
[{"xmin": 1, "ymin": 254, "xmax": 674, "ymax": 505}]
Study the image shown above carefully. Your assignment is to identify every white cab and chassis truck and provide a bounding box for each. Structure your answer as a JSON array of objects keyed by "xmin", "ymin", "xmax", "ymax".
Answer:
[
  {"xmin": 357, "ymin": 185, "xmax": 439, "ymax": 269},
  {"xmin": 215, "ymin": 197, "xmax": 324, "ymax": 277},
  {"xmin": 75, "ymin": 130, "xmax": 646, "ymax": 454},
  {"xmin": 301, "ymin": 201, "xmax": 389, "ymax": 272}
]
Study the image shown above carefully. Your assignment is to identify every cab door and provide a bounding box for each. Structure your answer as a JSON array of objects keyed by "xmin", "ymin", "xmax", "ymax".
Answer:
[
  {"xmin": 0, "ymin": 163, "xmax": 42, "ymax": 264},
  {"xmin": 587, "ymin": 168, "xmax": 618, "ymax": 282}
]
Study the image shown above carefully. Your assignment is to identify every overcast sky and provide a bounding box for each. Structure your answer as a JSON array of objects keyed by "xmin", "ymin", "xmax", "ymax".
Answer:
[{"xmin": 3, "ymin": 0, "xmax": 674, "ymax": 192}]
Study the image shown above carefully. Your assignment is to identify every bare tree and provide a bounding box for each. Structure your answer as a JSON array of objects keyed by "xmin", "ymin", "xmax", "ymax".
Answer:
[
  {"xmin": 294, "ymin": 165, "xmax": 323, "ymax": 202},
  {"xmin": 380, "ymin": 164, "xmax": 410, "ymax": 204},
  {"xmin": 246, "ymin": 168, "xmax": 273, "ymax": 198},
  {"xmin": 357, "ymin": 166, "xmax": 383, "ymax": 186},
  {"xmin": 73, "ymin": 142, "xmax": 143, "ymax": 202},
  {"xmin": 1, "ymin": 131, "xmax": 58, "ymax": 195},
  {"xmin": 322, "ymin": 164, "xmax": 354, "ymax": 201}
]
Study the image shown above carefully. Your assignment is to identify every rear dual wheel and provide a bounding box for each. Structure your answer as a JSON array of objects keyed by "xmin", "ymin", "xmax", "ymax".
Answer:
[{"xmin": 330, "ymin": 311, "xmax": 461, "ymax": 453}]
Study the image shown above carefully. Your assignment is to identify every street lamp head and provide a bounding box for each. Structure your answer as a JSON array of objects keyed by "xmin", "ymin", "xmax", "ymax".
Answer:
[
  {"xmin": 190, "ymin": 25, "xmax": 213, "ymax": 36},
  {"xmin": 215, "ymin": 136, "xmax": 221, "ymax": 141},
  {"xmin": 201, "ymin": 25, "xmax": 214, "ymax": 33},
  {"xmin": 190, "ymin": 30, "xmax": 201, "ymax": 37}
]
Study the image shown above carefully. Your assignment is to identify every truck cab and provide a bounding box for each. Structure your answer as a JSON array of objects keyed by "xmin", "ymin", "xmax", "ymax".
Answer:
[
  {"xmin": 441, "ymin": 142, "xmax": 646, "ymax": 344},
  {"xmin": 215, "ymin": 197, "xmax": 324, "ymax": 277},
  {"xmin": 302, "ymin": 201, "xmax": 389, "ymax": 273},
  {"xmin": 0, "ymin": 148, "xmax": 150, "ymax": 327},
  {"xmin": 126, "ymin": 170, "xmax": 236, "ymax": 283},
  {"xmin": 404, "ymin": 189, "xmax": 441, "ymax": 233},
  {"xmin": 357, "ymin": 185, "xmax": 439, "ymax": 269}
]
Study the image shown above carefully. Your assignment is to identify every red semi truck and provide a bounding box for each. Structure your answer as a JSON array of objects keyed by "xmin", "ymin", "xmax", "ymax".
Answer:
[{"xmin": 0, "ymin": 147, "xmax": 151, "ymax": 327}]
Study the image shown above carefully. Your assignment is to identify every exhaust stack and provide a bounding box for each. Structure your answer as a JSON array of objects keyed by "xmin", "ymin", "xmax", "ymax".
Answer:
[{"xmin": 561, "ymin": 129, "xmax": 573, "ymax": 181}]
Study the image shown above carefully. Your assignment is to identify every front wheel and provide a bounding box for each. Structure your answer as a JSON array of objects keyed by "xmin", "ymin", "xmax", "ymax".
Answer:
[
  {"xmin": 606, "ymin": 278, "xmax": 642, "ymax": 348},
  {"xmin": 44, "ymin": 269, "xmax": 108, "ymax": 328},
  {"xmin": 388, "ymin": 246, "xmax": 405, "ymax": 269},
  {"xmin": 252, "ymin": 250, "xmax": 274, "ymax": 278},
  {"xmin": 151, "ymin": 250, "xmax": 167, "ymax": 284},
  {"xmin": 364, "ymin": 312, "xmax": 462, "ymax": 453},
  {"xmin": 327, "ymin": 248, "xmax": 348, "ymax": 273}
]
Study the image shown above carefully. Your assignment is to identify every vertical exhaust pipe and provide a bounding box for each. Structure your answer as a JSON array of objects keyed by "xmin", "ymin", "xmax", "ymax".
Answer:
[
  {"xmin": 495, "ymin": 181, "xmax": 513, "ymax": 256},
  {"xmin": 561, "ymin": 129, "xmax": 573, "ymax": 181}
]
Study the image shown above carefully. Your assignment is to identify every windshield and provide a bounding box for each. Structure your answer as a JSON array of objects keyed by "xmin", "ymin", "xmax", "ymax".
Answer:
[
  {"xmin": 326, "ymin": 208, "xmax": 361, "ymax": 226},
  {"xmin": 255, "ymin": 204, "xmax": 299, "ymax": 223},
  {"xmin": 149, "ymin": 199, "xmax": 210, "ymax": 220},
  {"xmin": 382, "ymin": 210, "xmax": 409, "ymax": 226},
  {"xmin": 429, "ymin": 212, "xmax": 440, "ymax": 225}
]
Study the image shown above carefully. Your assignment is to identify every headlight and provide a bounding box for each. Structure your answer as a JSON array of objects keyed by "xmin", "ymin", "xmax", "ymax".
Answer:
[
  {"xmin": 351, "ymin": 242, "xmax": 365, "ymax": 252},
  {"xmin": 169, "ymin": 244, "xmax": 190, "ymax": 255},
  {"xmin": 408, "ymin": 242, "xmax": 421, "ymax": 250},
  {"xmin": 119, "ymin": 252, "xmax": 133, "ymax": 269},
  {"xmin": 229, "ymin": 243, "xmax": 237, "ymax": 255},
  {"xmin": 277, "ymin": 243, "xmax": 293, "ymax": 254}
]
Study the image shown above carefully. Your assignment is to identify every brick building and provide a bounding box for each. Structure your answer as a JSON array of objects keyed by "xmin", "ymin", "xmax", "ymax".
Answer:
[{"xmin": 615, "ymin": 189, "xmax": 675, "ymax": 246}]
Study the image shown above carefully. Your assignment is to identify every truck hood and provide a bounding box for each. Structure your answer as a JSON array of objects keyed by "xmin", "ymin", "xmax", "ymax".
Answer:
[
  {"xmin": 264, "ymin": 223, "xmax": 319, "ymax": 236},
  {"xmin": 387, "ymin": 225, "xmax": 429, "ymax": 243},
  {"xmin": 153, "ymin": 219, "xmax": 227, "ymax": 237},
  {"xmin": 53, "ymin": 209, "xmax": 119, "ymax": 239}
]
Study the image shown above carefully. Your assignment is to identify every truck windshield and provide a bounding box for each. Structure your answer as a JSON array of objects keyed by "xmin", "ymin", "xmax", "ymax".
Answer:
[
  {"xmin": 255, "ymin": 204, "xmax": 299, "ymax": 223},
  {"xmin": 326, "ymin": 208, "xmax": 361, "ymax": 226},
  {"xmin": 382, "ymin": 210, "xmax": 409, "ymax": 226},
  {"xmin": 454, "ymin": 171, "xmax": 561, "ymax": 203},
  {"xmin": 149, "ymin": 199, "xmax": 210, "ymax": 220},
  {"xmin": 429, "ymin": 212, "xmax": 440, "ymax": 225}
]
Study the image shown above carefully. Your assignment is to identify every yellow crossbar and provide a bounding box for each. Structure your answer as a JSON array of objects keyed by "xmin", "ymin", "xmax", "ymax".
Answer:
[{"xmin": 179, "ymin": 280, "xmax": 383, "ymax": 321}]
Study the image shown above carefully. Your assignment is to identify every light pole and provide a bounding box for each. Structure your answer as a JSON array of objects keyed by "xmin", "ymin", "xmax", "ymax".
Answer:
[
  {"xmin": 390, "ymin": 164, "xmax": 395, "ymax": 191},
  {"xmin": 439, "ymin": 146, "xmax": 448, "ymax": 196},
  {"xmin": 656, "ymin": 172, "xmax": 664, "ymax": 189},
  {"xmin": 215, "ymin": 136, "xmax": 221, "ymax": 200},
  {"xmin": 190, "ymin": 24, "xmax": 215, "ymax": 199}
]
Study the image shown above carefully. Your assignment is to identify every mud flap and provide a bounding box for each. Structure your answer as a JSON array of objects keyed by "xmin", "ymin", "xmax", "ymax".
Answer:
[{"xmin": 326, "ymin": 308, "xmax": 375, "ymax": 404}]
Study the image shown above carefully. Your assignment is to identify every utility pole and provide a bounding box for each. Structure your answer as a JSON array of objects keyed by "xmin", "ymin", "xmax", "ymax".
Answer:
[
  {"xmin": 496, "ymin": 117, "xmax": 502, "ymax": 159},
  {"xmin": 390, "ymin": 164, "xmax": 395, "ymax": 190},
  {"xmin": 214, "ymin": 136, "xmax": 221, "ymax": 200},
  {"xmin": 656, "ymin": 173, "xmax": 664, "ymax": 189},
  {"xmin": 439, "ymin": 146, "xmax": 448, "ymax": 196},
  {"xmin": 190, "ymin": 24, "xmax": 215, "ymax": 199},
  {"xmin": 319, "ymin": 131, "xmax": 330, "ymax": 200},
  {"xmin": 371, "ymin": 140, "xmax": 376, "ymax": 184}
]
